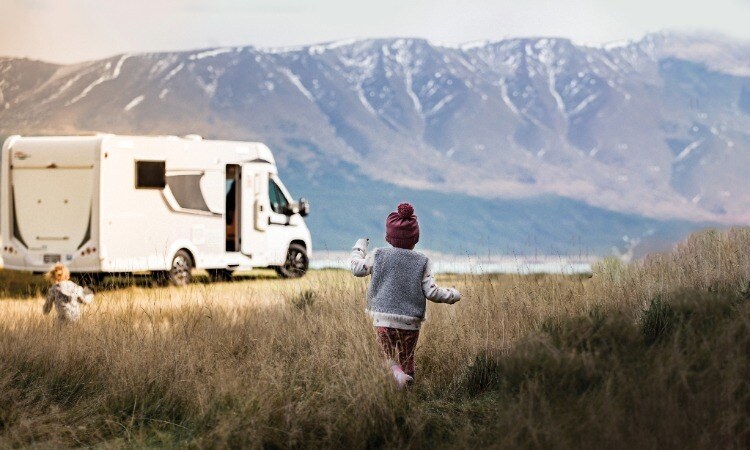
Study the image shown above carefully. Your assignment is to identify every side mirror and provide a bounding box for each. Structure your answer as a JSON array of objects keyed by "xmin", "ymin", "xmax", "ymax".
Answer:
[
  {"xmin": 280, "ymin": 204, "xmax": 296, "ymax": 216},
  {"xmin": 281, "ymin": 198, "xmax": 310, "ymax": 216},
  {"xmin": 298, "ymin": 198, "xmax": 310, "ymax": 217}
]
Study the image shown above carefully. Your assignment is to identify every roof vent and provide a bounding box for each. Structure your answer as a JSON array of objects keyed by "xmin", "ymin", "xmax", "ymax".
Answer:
[{"xmin": 183, "ymin": 134, "xmax": 203, "ymax": 141}]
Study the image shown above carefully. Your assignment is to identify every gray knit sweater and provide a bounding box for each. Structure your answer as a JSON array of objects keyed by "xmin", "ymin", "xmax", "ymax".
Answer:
[{"xmin": 351, "ymin": 239, "xmax": 460, "ymax": 330}]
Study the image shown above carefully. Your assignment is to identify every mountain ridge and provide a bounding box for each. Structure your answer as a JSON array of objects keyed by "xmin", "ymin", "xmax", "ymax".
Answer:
[{"xmin": 0, "ymin": 31, "xmax": 747, "ymax": 254}]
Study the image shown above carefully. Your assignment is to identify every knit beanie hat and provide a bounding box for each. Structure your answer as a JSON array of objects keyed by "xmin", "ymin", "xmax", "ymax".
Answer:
[{"xmin": 385, "ymin": 202, "xmax": 420, "ymax": 249}]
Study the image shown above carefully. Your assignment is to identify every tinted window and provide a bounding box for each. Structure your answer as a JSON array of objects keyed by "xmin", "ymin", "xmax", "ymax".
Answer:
[
  {"xmin": 225, "ymin": 178, "xmax": 236, "ymax": 225},
  {"xmin": 268, "ymin": 180, "xmax": 289, "ymax": 214},
  {"xmin": 136, "ymin": 161, "xmax": 166, "ymax": 188},
  {"xmin": 167, "ymin": 174, "xmax": 210, "ymax": 212}
]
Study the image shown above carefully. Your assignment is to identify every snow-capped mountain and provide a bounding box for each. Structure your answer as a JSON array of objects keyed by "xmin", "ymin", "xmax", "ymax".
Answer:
[{"xmin": 0, "ymin": 32, "xmax": 747, "ymax": 254}]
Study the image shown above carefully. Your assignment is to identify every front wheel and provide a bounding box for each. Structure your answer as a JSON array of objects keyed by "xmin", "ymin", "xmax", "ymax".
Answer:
[{"xmin": 274, "ymin": 243, "xmax": 308, "ymax": 279}]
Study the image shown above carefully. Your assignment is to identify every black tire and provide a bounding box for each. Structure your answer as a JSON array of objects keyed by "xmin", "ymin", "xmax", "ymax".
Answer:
[
  {"xmin": 168, "ymin": 250, "xmax": 193, "ymax": 286},
  {"xmin": 207, "ymin": 268, "xmax": 234, "ymax": 282},
  {"xmin": 274, "ymin": 243, "xmax": 309, "ymax": 279}
]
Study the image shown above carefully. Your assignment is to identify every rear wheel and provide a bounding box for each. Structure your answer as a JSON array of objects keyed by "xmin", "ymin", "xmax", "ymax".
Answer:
[
  {"xmin": 168, "ymin": 250, "xmax": 193, "ymax": 286},
  {"xmin": 207, "ymin": 268, "xmax": 234, "ymax": 282},
  {"xmin": 274, "ymin": 243, "xmax": 308, "ymax": 279}
]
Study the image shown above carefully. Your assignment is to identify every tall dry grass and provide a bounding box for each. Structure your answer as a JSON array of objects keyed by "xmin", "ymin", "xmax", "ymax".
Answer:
[{"xmin": 0, "ymin": 228, "xmax": 748, "ymax": 448}]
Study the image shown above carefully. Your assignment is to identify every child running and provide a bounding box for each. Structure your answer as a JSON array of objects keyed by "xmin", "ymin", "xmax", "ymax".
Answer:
[
  {"xmin": 43, "ymin": 263, "xmax": 94, "ymax": 323},
  {"xmin": 350, "ymin": 202, "xmax": 461, "ymax": 389}
]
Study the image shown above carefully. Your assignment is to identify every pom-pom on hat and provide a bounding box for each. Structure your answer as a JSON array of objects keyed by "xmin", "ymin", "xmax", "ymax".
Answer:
[{"xmin": 386, "ymin": 202, "xmax": 420, "ymax": 249}]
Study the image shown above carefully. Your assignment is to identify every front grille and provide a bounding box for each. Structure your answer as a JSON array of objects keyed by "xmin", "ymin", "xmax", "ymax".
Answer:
[{"xmin": 43, "ymin": 254, "xmax": 61, "ymax": 263}]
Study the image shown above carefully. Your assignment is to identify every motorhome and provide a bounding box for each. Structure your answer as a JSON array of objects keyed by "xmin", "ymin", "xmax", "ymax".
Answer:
[{"xmin": 0, "ymin": 134, "xmax": 312, "ymax": 285}]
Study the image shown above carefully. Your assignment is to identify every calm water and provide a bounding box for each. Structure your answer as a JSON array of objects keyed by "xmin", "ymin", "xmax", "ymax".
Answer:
[{"xmin": 311, "ymin": 256, "xmax": 593, "ymax": 275}]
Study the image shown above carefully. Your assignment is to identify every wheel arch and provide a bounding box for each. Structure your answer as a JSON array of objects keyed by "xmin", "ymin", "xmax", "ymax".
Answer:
[
  {"xmin": 274, "ymin": 239, "xmax": 309, "ymax": 279},
  {"xmin": 166, "ymin": 240, "xmax": 199, "ymax": 269},
  {"xmin": 176, "ymin": 247, "xmax": 195, "ymax": 266},
  {"xmin": 290, "ymin": 239, "xmax": 307, "ymax": 250}
]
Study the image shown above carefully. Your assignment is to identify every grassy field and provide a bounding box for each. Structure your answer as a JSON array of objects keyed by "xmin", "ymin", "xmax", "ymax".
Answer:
[{"xmin": 1, "ymin": 228, "xmax": 749, "ymax": 448}]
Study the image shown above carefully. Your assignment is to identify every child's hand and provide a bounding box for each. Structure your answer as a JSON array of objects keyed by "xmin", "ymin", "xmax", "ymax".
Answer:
[
  {"xmin": 353, "ymin": 238, "xmax": 369, "ymax": 252},
  {"xmin": 351, "ymin": 238, "xmax": 372, "ymax": 277},
  {"xmin": 81, "ymin": 287, "xmax": 95, "ymax": 304},
  {"xmin": 447, "ymin": 288, "xmax": 461, "ymax": 304}
]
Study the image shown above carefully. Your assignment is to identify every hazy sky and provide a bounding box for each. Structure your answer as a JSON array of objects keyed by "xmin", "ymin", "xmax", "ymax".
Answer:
[{"xmin": 2, "ymin": 0, "xmax": 750, "ymax": 63}]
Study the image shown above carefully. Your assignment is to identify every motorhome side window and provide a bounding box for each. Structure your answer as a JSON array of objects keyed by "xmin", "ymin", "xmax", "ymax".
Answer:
[
  {"xmin": 136, "ymin": 161, "xmax": 166, "ymax": 189},
  {"xmin": 167, "ymin": 174, "xmax": 211, "ymax": 212},
  {"xmin": 268, "ymin": 179, "xmax": 289, "ymax": 214}
]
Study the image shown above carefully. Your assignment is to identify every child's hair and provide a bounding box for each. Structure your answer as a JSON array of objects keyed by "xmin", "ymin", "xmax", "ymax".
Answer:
[{"xmin": 45, "ymin": 263, "xmax": 70, "ymax": 283}]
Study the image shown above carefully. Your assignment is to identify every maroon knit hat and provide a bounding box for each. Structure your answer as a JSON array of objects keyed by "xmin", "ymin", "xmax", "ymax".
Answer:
[{"xmin": 385, "ymin": 202, "xmax": 420, "ymax": 249}]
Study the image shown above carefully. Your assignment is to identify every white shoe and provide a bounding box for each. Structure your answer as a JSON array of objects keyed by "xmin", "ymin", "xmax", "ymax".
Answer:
[{"xmin": 390, "ymin": 364, "xmax": 413, "ymax": 389}]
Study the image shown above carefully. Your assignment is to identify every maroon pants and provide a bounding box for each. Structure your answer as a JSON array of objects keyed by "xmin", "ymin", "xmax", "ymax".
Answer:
[{"xmin": 376, "ymin": 327, "xmax": 420, "ymax": 378}]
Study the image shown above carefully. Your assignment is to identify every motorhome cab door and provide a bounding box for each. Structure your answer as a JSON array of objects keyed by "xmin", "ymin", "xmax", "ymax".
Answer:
[
  {"xmin": 240, "ymin": 163, "xmax": 270, "ymax": 265},
  {"xmin": 265, "ymin": 174, "xmax": 299, "ymax": 265}
]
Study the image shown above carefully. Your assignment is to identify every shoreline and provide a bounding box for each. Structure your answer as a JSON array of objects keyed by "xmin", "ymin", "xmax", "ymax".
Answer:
[{"xmin": 311, "ymin": 250, "xmax": 596, "ymax": 275}]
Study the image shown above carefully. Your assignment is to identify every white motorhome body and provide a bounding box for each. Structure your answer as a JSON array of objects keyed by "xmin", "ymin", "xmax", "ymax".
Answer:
[{"xmin": 1, "ymin": 134, "xmax": 311, "ymax": 282}]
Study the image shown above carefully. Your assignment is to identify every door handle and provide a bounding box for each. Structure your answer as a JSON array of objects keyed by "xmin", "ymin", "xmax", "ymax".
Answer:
[{"xmin": 269, "ymin": 217, "xmax": 293, "ymax": 226}]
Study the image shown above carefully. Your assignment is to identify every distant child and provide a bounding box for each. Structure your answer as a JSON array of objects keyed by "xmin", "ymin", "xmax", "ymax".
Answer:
[
  {"xmin": 350, "ymin": 202, "xmax": 461, "ymax": 389},
  {"xmin": 43, "ymin": 263, "xmax": 94, "ymax": 323}
]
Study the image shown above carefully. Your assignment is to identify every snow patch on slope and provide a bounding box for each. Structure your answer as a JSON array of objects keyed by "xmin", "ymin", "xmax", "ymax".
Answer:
[
  {"xmin": 67, "ymin": 54, "xmax": 130, "ymax": 105},
  {"xmin": 425, "ymin": 94, "xmax": 455, "ymax": 116},
  {"xmin": 675, "ymin": 139, "xmax": 704, "ymax": 162},
  {"xmin": 356, "ymin": 83, "xmax": 377, "ymax": 115},
  {"xmin": 43, "ymin": 70, "xmax": 90, "ymax": 104},
  {"xmin": 392, "ymin": 40, "xmax": 423, "ymax": 113},
  {"xmin": 124, "ymin": 95, "xmax": 144, "ymax": 111},
  {"xmin": 308, "ymin": 39, "xmax": 357, "ymax": 55},
  {"xmin": 537, "ymin": 43, "xmax": 566, "ymax": 115},
  {"xmin": 500, "ymin": 78, "xmax": 521, "ymax": 116},
  {"xmin": 163, "ymin": 63, "xmax": 184, "ymax": 82},
  {"xmin": 189, "ymin": 48, "xmax": 234, "ymax": 60},
  {"xmin": 568, "ymin": 93, "xmax": 599, "ymax": 115},
  {"xmin": 280, "ymin": 68, "xmax": 314, "ymax": 102}
]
